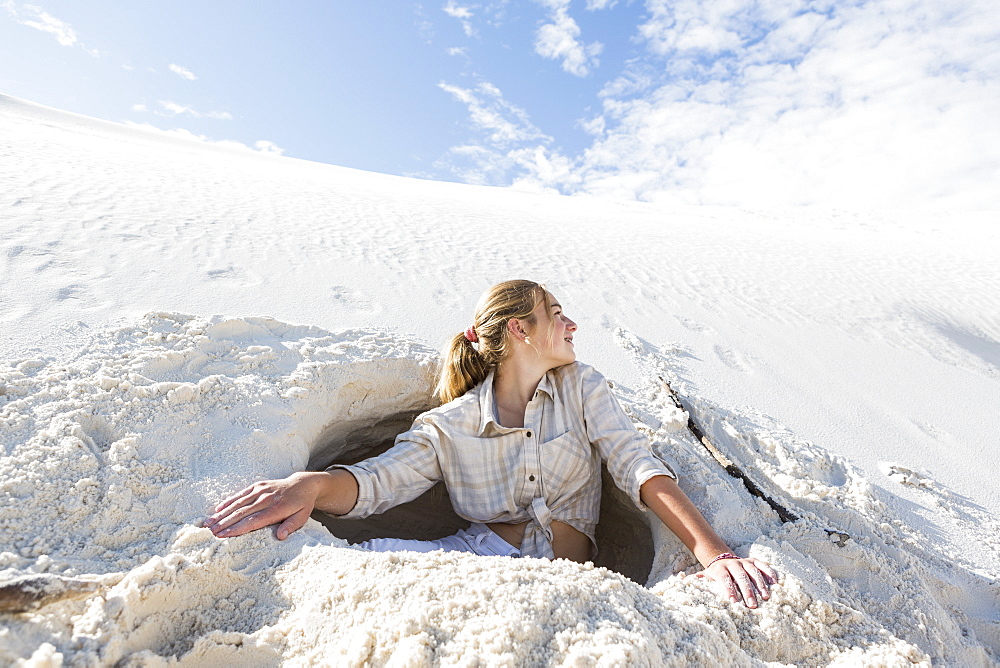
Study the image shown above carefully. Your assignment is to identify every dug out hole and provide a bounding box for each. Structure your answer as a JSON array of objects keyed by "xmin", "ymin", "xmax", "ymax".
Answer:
[{"xmin": 309, "ymin": 411, "xmax": 655, "ymax": 584}]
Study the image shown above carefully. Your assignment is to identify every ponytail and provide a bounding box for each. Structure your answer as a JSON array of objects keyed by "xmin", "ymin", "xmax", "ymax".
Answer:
[
  {"xmin": 434, "ymin": 279, "xmax": 546, "ymax": 404},
  {"xmin": 434, "ymin": 333, "xmax": 489, "ymax": 404}
]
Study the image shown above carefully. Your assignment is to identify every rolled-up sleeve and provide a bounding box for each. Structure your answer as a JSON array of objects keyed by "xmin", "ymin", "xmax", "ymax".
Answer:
[
  {"xmin": 327, "ymin": 417, "xmax": 444, "ymax": 518},
  {"xmin": 580, "ymin": 365, "xmax": 676, "ymax": 511}
]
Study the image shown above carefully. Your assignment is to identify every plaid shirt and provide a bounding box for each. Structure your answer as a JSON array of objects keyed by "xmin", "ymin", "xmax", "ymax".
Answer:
[{"xmin": 331, "ymin": 361, "xmax": 675, "ymax": 559}]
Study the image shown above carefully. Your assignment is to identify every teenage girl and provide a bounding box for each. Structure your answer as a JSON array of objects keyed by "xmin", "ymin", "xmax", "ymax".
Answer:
[{"xmin": 204, "ymin": 280, "xmax": 777, "ymax": 608}]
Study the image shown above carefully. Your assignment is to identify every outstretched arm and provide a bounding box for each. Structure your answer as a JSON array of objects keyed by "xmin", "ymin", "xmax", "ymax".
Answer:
[
  {"xmin": 203, "ymin": 469, "xmax": 359, "ymax": 540},
  {"xmin": 203, "ymin": 413, "xmax": 449, "ymax": 541},
  {"xmin": 640, "ymin": 475, "xmax": 777, "ymax": 608}
]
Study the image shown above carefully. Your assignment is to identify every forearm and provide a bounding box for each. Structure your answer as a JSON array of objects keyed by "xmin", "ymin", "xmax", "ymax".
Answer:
[
  {"xmin": 639, "ymin": 475, "xmax": 731, "ymax": 567},
  {"xmin": 307, "ymin": 469, "xmax": 359, "ymax": 516}
]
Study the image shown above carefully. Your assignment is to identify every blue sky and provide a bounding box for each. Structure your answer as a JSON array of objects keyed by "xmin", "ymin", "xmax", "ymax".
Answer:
[{"xmin": 3, "ymin": 0, "xmax": 999, "ymax": 208}]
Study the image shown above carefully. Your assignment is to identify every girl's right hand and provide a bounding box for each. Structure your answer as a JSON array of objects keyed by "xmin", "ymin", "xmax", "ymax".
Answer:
[
  {"xmin": 202, "ymin": 471, "xmax": 326, "ymax": 540},
  {"xmin": 694, "ymin": 556, "xmax": 778, "ymax": 609}
]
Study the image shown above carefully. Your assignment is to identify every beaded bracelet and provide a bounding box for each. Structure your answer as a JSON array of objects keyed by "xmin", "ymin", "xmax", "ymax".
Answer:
[{"xmin": 706, "ymin": 552, "xmax": 739, "ymax": 568}]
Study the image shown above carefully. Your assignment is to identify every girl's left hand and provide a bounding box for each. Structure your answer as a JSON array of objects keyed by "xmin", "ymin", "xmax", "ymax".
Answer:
[{"xmin": 693, "ymin": 556, "xmax": 778, "ymax": 609}]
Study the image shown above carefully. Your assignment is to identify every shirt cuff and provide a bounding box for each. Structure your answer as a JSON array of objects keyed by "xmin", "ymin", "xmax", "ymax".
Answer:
[
  {"xmin": 627, "ymin": 455, "xmax": 677, "ymax": 511},
  {"xmin": 325, "ymin": 464, "xmax": 373, "ymax": 519}
]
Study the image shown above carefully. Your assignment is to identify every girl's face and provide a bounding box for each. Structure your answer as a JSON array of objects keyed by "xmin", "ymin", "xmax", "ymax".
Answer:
[{"xmin": 527, "ymin": 292, "xmax": 577, "ymax": 368}]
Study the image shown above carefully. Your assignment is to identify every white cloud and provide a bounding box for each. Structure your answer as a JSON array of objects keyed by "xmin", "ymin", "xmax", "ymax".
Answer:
[
  {"xmin": 564, "ymin": 0, "xmax": 1000, "ymax": 208},
  {"xmin": 253, "ymin": 140, "xmax": 285, "ymax": 155},
  {"xmin": 157, "ymin": 100, "xmax": 232, "ymax": 120},
  {"xmin": 585, "ymin": 0, "xmax": 615, "ymax": 9},
  {"xmin": 457, "ymin": 0, "xmax": 1000, "ymax": 209},
  {"xmin": 438, "ymin": 81, "xmax": 547, "ymax": 146},
  {"xmin": 442, "ymin": 1, "xmax": 472, "ymax": 19},
  {"xmin": 437, "ymin": 80, "xmax": 576, "ymax": 188},
  {"xmin": 159, "ymin": 100, "xmax": 194, "ymax": 116},
  {"xmin": 599, "ymin": 66, "xmax": 656, "ymax": 99},
  {"xmin": 438, "ymin": 1, "xmax": 515, "ymax": 42},
  {"xmin": 5, "ymin": 3, "xmax": 106, "ymax": 55},
  {"xmin": 22, "ymin": 9, "xmax": 76, "ymax": 46},
  {"xmin": 8, "ymin": 3, "xmax": 77, "ymax": 46},
  {"xmin": 533, "ymin": 1, "xmax": 602, "ymax": 77},
  {"xmin": 168, "ymin": 63, "xmax": 197, "ymax": 81},
  {"xmin": 132, "ymin": 103, "xmax": 147, "ymax": 112},
  {"xmin": 638, "ymin": 0, "xmax": 758, "ymax": 58},
  {"xmin": 578, "ymin": 115, "xmax": 605, "ymax": 136},
  {"xmin": 507, "ymin": 145, "xmax": 581, "ymax": 193},
  {"xmin": 122, "ymin": 122, "xmax": 284, "ymax": 155},
  {"xmin": 443, "ymin": 1, "xmax": 476, "ymax": 37}
]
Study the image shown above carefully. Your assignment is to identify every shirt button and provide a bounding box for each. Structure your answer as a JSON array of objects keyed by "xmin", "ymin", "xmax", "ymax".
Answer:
[
  {"xmin": 526, "ymin": 431, "xmax": 532, "ymax": 438},
  {"xmin": 529, "ymin": 475, "xmax": 535, "ymax": 481}
]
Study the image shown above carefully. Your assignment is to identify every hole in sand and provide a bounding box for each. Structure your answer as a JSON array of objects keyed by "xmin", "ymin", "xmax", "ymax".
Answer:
[
  {"xmin": 309, "ymin": 417, "xmax": 655, "ymax": 584},
  {"xmin": 593, "ymin": 466, "xmax": 655, "ymax": 584}
]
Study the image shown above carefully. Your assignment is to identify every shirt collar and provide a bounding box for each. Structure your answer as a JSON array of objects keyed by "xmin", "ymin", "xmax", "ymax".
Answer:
[
  {"xmin": 477, "ymin": 368, "xmax": 558, "ymax": 436},
  {"xmin": 536, "ymin": 370, "xmax": 557, "ymax": 402}
]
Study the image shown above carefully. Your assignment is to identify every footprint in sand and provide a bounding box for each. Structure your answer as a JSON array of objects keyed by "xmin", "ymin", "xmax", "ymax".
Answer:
[
  {"xmin": 54, "ymin": 283, "xmax": 112, "ymax": 311},
  {"xmin": 911, "ymin": 420, "xmax": 950, "ymax": 440},
  {"xmin": 600, "ymin": 291, "xmax": 621, "ymax": 309},
  {"xmin": 677, "ymin": 317, "xmax": 714, "ymax": 334},
  {"xmin": 205, "ymin": 265, "xmax": 263, "ymax": 287},
  {"xmin": 714, "ymin": 345, "xmax": 753, "ymax": 373},
  {"xmin": 432, "ymin": 286, "xmax": 462, "ymax": 311},
  {"xmin": 331, "ymin": 285, "xmax": 379, "ymax": 313},
  {"xmin": 73, "ymin": 412, "xmax": 121, "ymax": 452}
]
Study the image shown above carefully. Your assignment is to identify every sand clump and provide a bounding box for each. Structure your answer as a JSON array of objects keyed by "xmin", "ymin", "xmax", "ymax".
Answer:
[{"xmin": 0, "ymin": 314, "xmax": 997, "ymax": 665}]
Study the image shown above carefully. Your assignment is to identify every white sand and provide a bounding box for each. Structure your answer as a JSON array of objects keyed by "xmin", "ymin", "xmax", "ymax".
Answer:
[{"xmin": 1, "ymin": 94, "xmax": 998, "ymax": 665}]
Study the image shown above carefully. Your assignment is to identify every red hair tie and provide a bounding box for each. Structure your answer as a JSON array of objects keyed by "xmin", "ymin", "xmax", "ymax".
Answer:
[{"xmin": 464, "ymin": 327, "xmax": 479, "ymax": 343}]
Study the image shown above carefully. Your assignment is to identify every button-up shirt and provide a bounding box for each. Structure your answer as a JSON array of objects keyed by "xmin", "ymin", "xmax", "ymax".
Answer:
[{"xmin": 331, "ymin": 361, "xmax": 676, "ymax": 559}]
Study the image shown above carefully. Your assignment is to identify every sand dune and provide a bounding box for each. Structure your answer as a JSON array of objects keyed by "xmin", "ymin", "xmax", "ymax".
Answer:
[{"xmin": 1, "ymin": 95, "xmax": 998, "ymax": 664}]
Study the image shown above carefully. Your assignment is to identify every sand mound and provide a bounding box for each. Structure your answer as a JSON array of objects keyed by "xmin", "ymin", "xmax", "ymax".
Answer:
[{"xmin": 0, "ymin": 314, "xmax": 996, "ymax": 665}]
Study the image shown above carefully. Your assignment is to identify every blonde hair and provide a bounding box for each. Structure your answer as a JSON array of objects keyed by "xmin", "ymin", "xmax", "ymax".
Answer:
[{"xmin": 434, "ymin": 279, "xmax": 548, "ymax": 404}]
